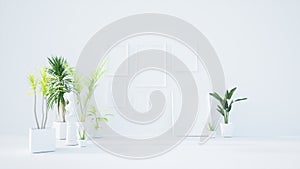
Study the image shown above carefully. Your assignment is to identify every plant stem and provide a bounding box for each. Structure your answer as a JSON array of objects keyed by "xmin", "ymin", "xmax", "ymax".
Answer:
[
  {"xmin": 61, "ymin": 103, "xmax": 66, "ymax": 123},
  {"xmin": 44, "ymin": 98, "xmax": 49, "ymax": 128},
  {"xmin": 33, "ymin": 92, "xmax": 40, "ymax": 129},
  {"xmin": 41, "ymin": 96, "xmax": 45, "ymax": 129},
  {"xmin": 77, "ymin": 93, "xmax": 85, "ymax": 122},
  {"xmin": 224, "ymin": 111, "xmax": 229, "ymax": 124}
]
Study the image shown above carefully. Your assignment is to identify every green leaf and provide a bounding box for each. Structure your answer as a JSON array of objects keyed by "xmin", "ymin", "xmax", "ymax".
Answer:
[
  {"xmin": 40, "ymin": 67, "xmax": 50, "ymax": 97},
  {"xmin": 225, "ymin": 90, "xmax": 229, "ymax": 99},
  {"xmin": 209, "ymin": 92, "xmax": 223, "ymax": 104},
  {"xmin": 227, "ymin": 87, "xmax": 237, "ymax": 100},
  {"xmin": 208, "ymin": 123, "xmax": 215, "ymax": 131},
  {"xmin": 217, "ymin": 109, "xmax": 224, "ymax": 116},
  {"xmin": 99, "ymin": 109, "xmax": 106, "ymax": 116},
  {"xmin": 93, "ymin": 124, "xmax": 99, "ymax": 129},
  {"xmin": 28, "ymin": 73, "xmax": 38, "ymax": 93},
  {"xmin": 217, "ymin": 105, "xmax": 225, "ymax": 116},
  {"xmin": 235, "ymin": 98, "xmax": 247, "ymax": 102},
  {"xmin": 228, "ymin": 100, "xmax": 234, "ymax": 112},
  {"xmin": 221, "ymin": 99, "xmax": 226, "ymax": 109},
  {"xmin": 224, "ymin": 100, "xmax": 228, "ymax": 109},
  {"xmin": 89, "ymin": 105, "xmax": 97, "ymax": 113}
]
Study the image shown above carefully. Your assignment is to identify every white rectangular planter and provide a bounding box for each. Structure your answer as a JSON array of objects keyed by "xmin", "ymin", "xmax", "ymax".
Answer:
[
  {"xmin": 53, "ymin": 122, "xmax": 67, "ymax": 140},
  {"xmin": 220, "ymin": 123, "xmax": 234, "ymax": 138},
  {"xmin": 29, "ymin": 128, "xmax": 56, "ymax": 153}
]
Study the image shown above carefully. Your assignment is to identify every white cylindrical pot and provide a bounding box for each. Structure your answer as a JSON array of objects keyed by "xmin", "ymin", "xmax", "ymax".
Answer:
[
  {"xmin": 53, "ymin": 122, "xmax": 67, "ymax": 140},
  {"xmin": 220, "ymin": 123, "xmax": 234, "ymax": 138},
  {"xmin": 29, "ymin": 128, "xmax": 56, "ymax": 153},
  {"xmin": 66, "ymin": 122, "xmax": 78, "ymax": 146}
]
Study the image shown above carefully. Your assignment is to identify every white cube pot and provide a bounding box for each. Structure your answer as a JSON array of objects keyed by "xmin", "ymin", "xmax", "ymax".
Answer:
[
  {"xmin": 53, "ymin": 122, "xmax": 67, "ymax": 140},
  {"xmin": 29, "ymin": 128, "xmax": 56, "ymax": 153},
  {"xmin": 220, "ymin": 123, "xmax": 234, "ymax": 138},
  {"xmin": 78, "ymin": 139, "xmax": 87, "ymax": 147}
]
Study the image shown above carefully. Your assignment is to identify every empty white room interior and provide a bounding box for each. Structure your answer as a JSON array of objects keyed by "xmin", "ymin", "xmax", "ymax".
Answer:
[{"xmin": 0, "ymin": 0, "xmax": 300, "ymax": 169}]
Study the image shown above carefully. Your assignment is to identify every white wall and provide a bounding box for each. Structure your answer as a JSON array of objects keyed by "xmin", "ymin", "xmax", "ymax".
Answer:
[{"xmin": 0, "ymin": 0, "xmax": 300, "ymax": 137}]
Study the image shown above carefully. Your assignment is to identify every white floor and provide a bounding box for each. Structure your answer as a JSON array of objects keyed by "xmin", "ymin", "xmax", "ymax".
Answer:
[{"xmin": 1, "ymin": 136, "xmax": 300, "ymax": 169}]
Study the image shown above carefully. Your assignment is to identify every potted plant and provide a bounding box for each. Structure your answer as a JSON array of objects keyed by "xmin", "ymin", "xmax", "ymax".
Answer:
[
  {"xmin": 208, "ymin": 123, "xmax": 216, "ymax": 138},
  {"xmin": 28, "ymin": 68, "xmax": 55, "ymax": 153},
  {"xmin": 209, "ymin": 87, "xmax": 247, "ymax": 137},
  {"xmin": 47, "ymin": 56, "xmax": 72, "ymax": 140},
  {"xmin": 71, "ymin": 59, "xmax": 112, "ymax": 146},
  {"xmin": 78, "ymin": 129, "xmax": 87, "ymax": 147}
]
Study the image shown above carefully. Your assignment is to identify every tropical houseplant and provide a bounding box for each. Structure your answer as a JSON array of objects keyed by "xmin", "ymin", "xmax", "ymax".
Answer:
[
  {"xmin": 209, "ymin": 87, "xmax": 247, "ymax": 137},
  {"xmin": 47, "ymin": 56, "xmax": 72, "ymax": 139},
  {"xmin": 71, "ymin": 59, "xmax": 112, "ymax": 146},
  {"xmin": 28, "ymin": 68, "xmax": 55, "ymax": 153}
]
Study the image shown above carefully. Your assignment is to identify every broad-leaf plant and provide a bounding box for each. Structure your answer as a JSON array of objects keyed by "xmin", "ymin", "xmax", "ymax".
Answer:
[{"xmin": 209, "ymin": 87, "xmax": 247, "ymax": 124}]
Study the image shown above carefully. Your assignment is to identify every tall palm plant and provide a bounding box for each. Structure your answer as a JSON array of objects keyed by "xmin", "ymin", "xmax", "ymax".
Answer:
[
  {"xmin": 28, "ymin": 74, "xmax": 39, "ymax": 128},
  {"xmin": 47, "ymin": 56, "xmax": 72, "ymax": 122},
  {"xmin": 28, "ymin": 67, "xmax": 50, "ymax": 129},
  {"xmin": 71, "ymin": 58, "xmax": 111, "ymax": 125},
  {"xmin": 40, "ymin": 67, "xmax": 50, "ymax": 128},
  {"xmin": 70, "ymin": 59, "xmax": 112, "ymax": 139}
]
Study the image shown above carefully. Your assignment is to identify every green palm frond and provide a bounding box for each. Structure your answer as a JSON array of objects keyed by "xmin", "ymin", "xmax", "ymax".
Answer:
[
  {"xmin": 209, "ymin": 92, "xmax": 223, "ymax": 105},
  {"xmin": 83, "ymin": 59, "xmax": 108, "ymax": 112},
  {"xmin": 28, "ymin": 73, "xmax": 38, "ymax": 93},
  {"xmin": 71, "ymin": 70, "xmax": 85, "ymax": 95},
  {"xmin": 40, "ymin": 67, "xmax": 50, "ymax": 96},
  {"xmin": 89, "ymin": 105, "xmax": 97, "ymax": 114},
  {"xmin": 235, "ymin": 98, "xmax": 247, "ymax": 102},
  {"xmin": 227, "ymin": 87, "xmax": 237, "ymax": 99},
  {"xmin": 71, "ymin": 58, "xmax": 111, "ymax": 128},
  {"xmin": 47, "ymin": 56, "xmax": 72, "ymax": 122}
]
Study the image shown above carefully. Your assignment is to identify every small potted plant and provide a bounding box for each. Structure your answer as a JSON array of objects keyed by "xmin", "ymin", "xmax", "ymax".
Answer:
[
  {"xmin": 71, "ymin": 59, "xmax": 112, "ymax": 147},
  {"xmin": 28, "ymin": 68, "xmax": 55, "ymax": 153},
  {"xmin": 208, "ymin": 123, "xmax": 216, "ymax": 138},
  {"xmin": 47, "ymin": 56, "xmax": 72, "ymax": 140},
  {"xmin": 209, "ymin": 87, "xmax": 247, "ymax": 137},
  {"xmin": 78, "ymin": 129, "xmax": 87, "ymax": 147}
]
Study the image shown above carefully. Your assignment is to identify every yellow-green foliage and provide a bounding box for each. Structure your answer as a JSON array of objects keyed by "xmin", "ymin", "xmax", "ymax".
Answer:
[
  {"xmin": 28, "ymin": 73, "xmax": 38, "ymax": 94},
  {"xmin": 40, "ymin": 67, "xmax": 49, "ymax": 96}
]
